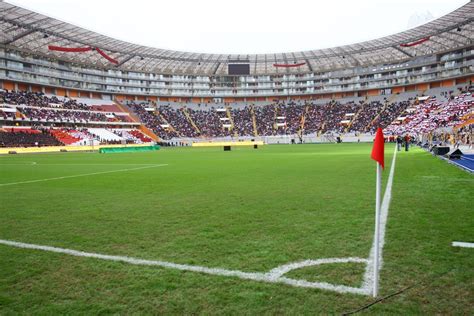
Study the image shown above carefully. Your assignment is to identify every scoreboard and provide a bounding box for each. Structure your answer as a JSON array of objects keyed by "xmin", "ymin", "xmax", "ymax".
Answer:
[{"xmin": 228, "ymin": 63, "xmax": 250, "ymax": 75}]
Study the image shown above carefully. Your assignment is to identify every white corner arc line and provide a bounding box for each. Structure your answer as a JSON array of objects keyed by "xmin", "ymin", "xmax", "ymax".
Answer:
[
  {"xmin": 267, "ymin": 257, "xmax": 369, "ymax": 280},
  {"xmin": 452, "ymin": 241, "xmax": 474, "ymax": 248},
  {"xmin": 0, "ymin": 239, "xmax": 369, "ymax": 295},
  {"xmin": 0, "ymin": 164, "xmax": 168, "ymax": 187},
  {"xmin": 362, "ymin": 146, "xmax": 398, "ymax": 293}
]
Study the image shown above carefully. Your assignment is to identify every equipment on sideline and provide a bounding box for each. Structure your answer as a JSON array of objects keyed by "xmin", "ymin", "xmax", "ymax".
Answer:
[
  {"xmin": 432, "ymin": 146, "xmax": 450, "ymax": 155},
  {"xmin": 445, "ymin": 149, "xmax": 463, "ymax": 159}
]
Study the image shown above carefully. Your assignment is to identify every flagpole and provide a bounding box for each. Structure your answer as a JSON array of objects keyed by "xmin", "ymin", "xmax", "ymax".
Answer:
[{"xmin": 373, "ymin": 162, "xmax": 382, "ymax": 297}]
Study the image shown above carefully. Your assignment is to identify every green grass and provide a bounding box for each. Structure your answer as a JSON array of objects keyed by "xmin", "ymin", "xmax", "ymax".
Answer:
[{"xmin": 0, "ymin": 144, "xmax": 472, "ymax": 314}]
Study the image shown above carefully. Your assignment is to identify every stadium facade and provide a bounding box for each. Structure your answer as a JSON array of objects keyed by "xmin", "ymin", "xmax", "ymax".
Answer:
[{"xmin": 0, "ymin": 0, "xmax": 472, "ymax": 102}]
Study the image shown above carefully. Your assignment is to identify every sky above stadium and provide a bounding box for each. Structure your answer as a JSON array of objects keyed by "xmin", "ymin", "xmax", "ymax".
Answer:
[{"xmin": 7, "ymin": 0, "xmax": 469, "ymax": 54}]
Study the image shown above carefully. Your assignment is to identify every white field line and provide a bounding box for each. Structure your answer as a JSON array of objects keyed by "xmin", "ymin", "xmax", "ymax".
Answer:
[
  {"xmin": 0, "ymin": 163, "xmax": 162, "ymax": 166},
  {"xmin": 0, "ymin": 239, "xmax": 369, "ymax": 295},
  {"xmin": 0, "ymin": 164, "xmax": 168, "ymax": 187},
  {"xmin": 362, "ymin": 145, "xmax": 398, "ymax": 293},
  {"xmin": 0, "ymin": 162, "xmax": 37, "ymax": 165},
  {"xmin": 452, "ymin": 241, "xmax": 474, "ymax": 248}
]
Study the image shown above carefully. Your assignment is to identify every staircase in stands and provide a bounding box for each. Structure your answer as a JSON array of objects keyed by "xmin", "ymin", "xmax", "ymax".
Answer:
[
  {"xmin": 250, "ymin": 105, "xmax": 258, "ymax": 137},
  {"xmin": 365, "ymin": 93, "xmax": 398, "ymax": 131},
  {"xmin": 182, "ymin": 108, "xmax": 201, "ymax": 135},
  {"xmin": 114, "ymin": 100, "xmax": 160, "ymax": 141}
]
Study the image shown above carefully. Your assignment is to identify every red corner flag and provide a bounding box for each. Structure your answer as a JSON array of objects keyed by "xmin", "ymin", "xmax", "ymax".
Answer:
[{"xmin": 371, "ymin": 127, "xmax": 385, "ymax": 169}]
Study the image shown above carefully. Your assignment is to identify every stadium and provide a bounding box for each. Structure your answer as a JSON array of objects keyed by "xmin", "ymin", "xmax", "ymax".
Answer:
[{"xmin": 0, "ymin": 0, "xmax": 473, "ymax": 313}]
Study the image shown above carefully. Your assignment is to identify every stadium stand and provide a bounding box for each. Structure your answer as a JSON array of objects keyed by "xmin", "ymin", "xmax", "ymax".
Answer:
[
  {"xmin": 0, "ymin": 129, "xmax": 62, "ymax": 147},
  {"xmin": 0, "ymin": 2, "xmax": 472, "ymax": 148}
]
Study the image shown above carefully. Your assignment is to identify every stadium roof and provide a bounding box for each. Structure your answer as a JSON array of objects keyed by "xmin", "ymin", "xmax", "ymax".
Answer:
[{"xmin": 0, "ymin": 0, "xmax": 473, "ymax": 75}]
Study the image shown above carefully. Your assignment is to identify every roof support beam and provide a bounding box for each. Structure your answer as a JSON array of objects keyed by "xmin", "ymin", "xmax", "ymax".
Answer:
[
  {"xmin": 2, "ymin": 28, "xmax": 35, "ymax": 44},
  {"xmin": 212, "ymin": 62, "xmax": 221, "ymax": 75},
  {"xmin": 115, "ymin": 54, "xmax": 135, "ymax": 67},
  {"xmin": 393, "ymin": 46, "xmax": 413, "ymax": 57},
  {"xmin": 436, "ymin": 32, "xmax": 464, "ymax": 46},
  {"xmin": 447, "ymin": 30, "xmax": 473, "ymax": 44},
  {"xmin": 305, "ymin": 59, "xmax": 313, "ymax": 72}
]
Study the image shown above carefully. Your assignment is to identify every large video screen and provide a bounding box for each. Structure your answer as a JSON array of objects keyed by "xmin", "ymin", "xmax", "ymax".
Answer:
[{"xmin": 228, "ymin": 64, "xmax": 250, "ymax": 75}]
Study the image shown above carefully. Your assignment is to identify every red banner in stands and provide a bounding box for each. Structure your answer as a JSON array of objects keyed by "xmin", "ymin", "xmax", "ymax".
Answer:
[
  {"xmin": 95, "ymin": 47, "xmax": 119, "ymax": 65},
  {"xmin": 400, "ymin": 37, "xmax": 430, "ymax": 47},
  {"xmin": 273, "ymin": 62, "xmax": 306, "ymax": 68},
  {"xmin": 48, "ymin": 45, "xmax": 92, "ymax": 52},
  {"xmin": 48, "ymin": 45, "xmax": 118, "ymax": 64}
]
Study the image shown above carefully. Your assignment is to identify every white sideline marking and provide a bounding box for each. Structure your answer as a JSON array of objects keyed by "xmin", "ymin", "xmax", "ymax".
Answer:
[
  {"xmin": 0, "ymin": 163, "xmax": 159, "ymax": 166},
  {"xmin": 0, "ymin": 164, "xmax": 168, "ymax": 187},
  {"xmin": 30, "ymin": 163, "xmax": 163, "ymax": 166},
  {"xmin": 0, "ymin": 162, "xmax": 37, "ymax": 165},
  {"xmin": 452, "ymin": 241, "xmax": 474, "ymax": 248},
  {"xmin": 0, "ymin": 239, "xmax": 369, "ymax": 295},
  {"xmin": 362, "ymin": 146, "xmax": 398, "ymax": 293}
]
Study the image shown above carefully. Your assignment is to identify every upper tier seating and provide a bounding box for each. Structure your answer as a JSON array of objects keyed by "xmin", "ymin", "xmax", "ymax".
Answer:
[{"xmin": 2, "ymin": 90, "xmax": 90, "ymax": 110}]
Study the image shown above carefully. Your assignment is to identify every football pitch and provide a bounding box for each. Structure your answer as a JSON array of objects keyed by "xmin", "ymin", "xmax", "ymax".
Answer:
[{"xmin": 0, "ymin": 144, "xmax": 472, "ymax": 314}]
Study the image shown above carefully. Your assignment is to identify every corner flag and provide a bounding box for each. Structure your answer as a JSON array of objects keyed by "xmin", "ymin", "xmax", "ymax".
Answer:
[
  {"xmin": 371, "ymin": 127, "xmax": 385, "ymax": 169},
  {"xmin": 371, "ymin": 127, "xmax": 385, "ymax": 297}
]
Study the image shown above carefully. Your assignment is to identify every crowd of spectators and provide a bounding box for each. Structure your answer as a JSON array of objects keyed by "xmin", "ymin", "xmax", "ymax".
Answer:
[
  {"xmin": 254, "ymin": 104, "xmax": 276, "ymax": 136},
  {"xmin": 128, "ymin": 102, "xmax": 180, "ymax": 140},
  {"xmin": 1, "ymin": 90, "xmax": 132, "ymax": 123},
  {"xmin": 231, "ymin": 106, "xmax": 254, "ymax": 136},
  {"xmin": 322, "ymin": 101, "xmax": 360, "ymax": 133},
  {"xmin": 369, "ymin": 100, "xmax": 411, "ymax": 133},
  {"xmin": 3, "ymin": 89, "xmax": 471, "ymax": 142},
  {"xmin": 158, "ymin": 106, "xmax": 199, "ymax": 138},
  {"xmin": 303, "ymin": 103, "xmax": 326, "ymax": 134},
  {"xmin": 1, "ymin": 90, "xmax": 90, "ymax": 110},
  {"xmin": 282, "ymin": 102, "xmax": 305, "ymax": 134},
  {"xmin": 348, "ymin": 101, "xmax": 383, "ymax": 133},
  {"xmin": 0, "ymin": 129, "xmax": 62, "ymax": 147},
  {"xmin": 455, "ymin": 125, "xmax": 472, "ymax": 147},
  {"xmin": 0, "ymin": 109, "xmax": 15, "ymax": 120},
  {"xmin": 188, "ymin": 108, "xmax": 232, "ymax": 138},
  {"xmin": 18, "ymin": 107, "xmax": 111, "ymax": 123},
  {"xmin": 384, "ymin": 93, "xmax": 473, "ymax": 136}
]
